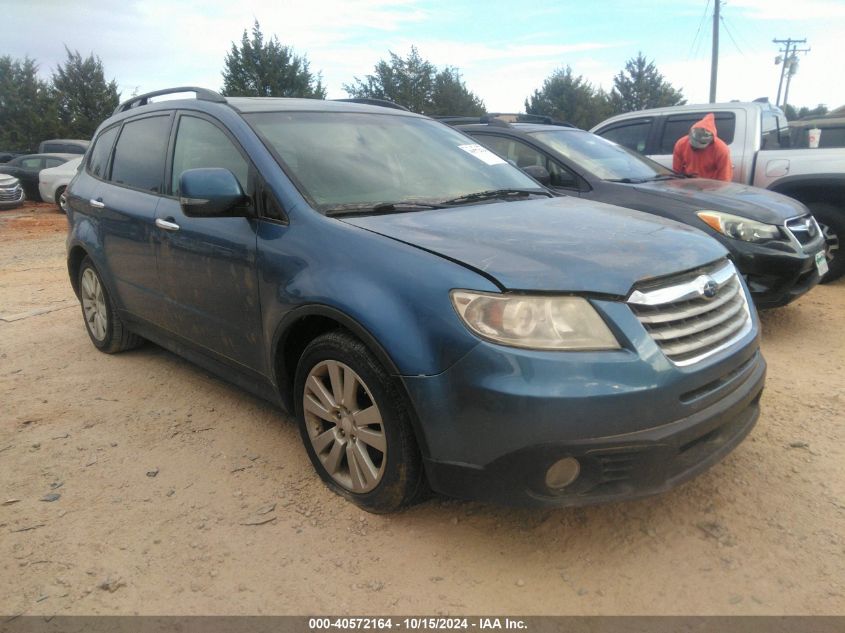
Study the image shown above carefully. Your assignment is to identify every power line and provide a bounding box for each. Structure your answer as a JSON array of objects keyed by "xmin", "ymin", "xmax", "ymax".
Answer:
[
  {"xmin": 720, "ymin": 15, "xmax": 745, "ymax": 56},
  {"xmin": 688, "ymin": 0, "xmax": 711, "ymax": 59}
]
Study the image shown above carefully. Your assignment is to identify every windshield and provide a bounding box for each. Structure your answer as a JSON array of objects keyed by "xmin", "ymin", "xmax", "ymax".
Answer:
[
  {"xmin": 530, "ymin": 129, "xmax": 674, "ymax": 181},
  {"xmin": 245, "ymin": 112, "xmax": 544, "ymax": 212}
]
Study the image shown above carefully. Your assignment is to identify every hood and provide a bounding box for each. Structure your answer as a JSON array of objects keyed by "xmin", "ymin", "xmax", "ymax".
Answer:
[
  {"xmin": 632, "ymin": 178, "xmax": 808, "ymax": 224},
  {"xmin": 691, "ymin": 113, "xmax": 719, "ymax": 137},
  {"xmin": 0, "ymin": 173, "xmax": 20, "ymax": 186},
  {"xmin": 341, "ymin": 196, "xmax": 727, "ymax": 296}
]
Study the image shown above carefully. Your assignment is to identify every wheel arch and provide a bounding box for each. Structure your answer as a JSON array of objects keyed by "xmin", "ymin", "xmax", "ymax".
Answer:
[
  {"xmin": 67, "ymin": 244, "xmax": 90, "ymax": 298},
  {"xmin": 271, "ymin": 304, "xmax": 431, "ymax": 456},
  {"xmin": 767, "ymin": 174, "xmax": 845, "ymax": 209}
]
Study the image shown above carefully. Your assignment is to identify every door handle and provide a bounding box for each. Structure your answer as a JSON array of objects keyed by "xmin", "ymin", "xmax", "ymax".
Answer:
[
  {"xmin": 155, "ymin": 218, "xmax": 180, "ymax": 231},
  {"xmin": 90, "ymin": 199, "xmax": 105, "ymax": 208}
]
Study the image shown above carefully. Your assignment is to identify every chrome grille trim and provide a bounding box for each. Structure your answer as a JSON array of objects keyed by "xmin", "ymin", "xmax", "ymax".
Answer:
[
  {"xmin": 785, "ymin": 214, "xmax": 821, "ymax": 246},
  {"xmin": 628, "ymin": 260, "xmax": 752, "ymax": 366}
]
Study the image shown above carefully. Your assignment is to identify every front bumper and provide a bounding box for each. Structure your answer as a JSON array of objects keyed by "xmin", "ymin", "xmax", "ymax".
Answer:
[
  {"xmin": 0, "ymin": 185, "xmax": 25, "ymax": 209},
  {"xmin": 403, "ymin": 300, "xmax": 764, "ymax": 507},
  {"xmin": 730, "ymin": 236, "xmax": 826, "ymax": 309}
]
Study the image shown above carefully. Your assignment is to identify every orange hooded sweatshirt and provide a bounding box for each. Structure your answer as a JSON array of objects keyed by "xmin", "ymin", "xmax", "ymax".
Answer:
[{"xmin": 672, "ymin": 113, "xmax": 733, "ymax": 181}]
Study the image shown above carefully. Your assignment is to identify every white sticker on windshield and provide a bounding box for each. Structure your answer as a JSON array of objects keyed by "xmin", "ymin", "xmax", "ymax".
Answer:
[{"xmin": 458, "ymin": 144, "xmax": 506, "ymax": 166}]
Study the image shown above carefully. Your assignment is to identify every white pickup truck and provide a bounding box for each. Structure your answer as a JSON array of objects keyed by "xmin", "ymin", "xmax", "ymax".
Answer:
[{"xmin": 592, "ymin": 101, "xmax": 845, "ymax": 281}]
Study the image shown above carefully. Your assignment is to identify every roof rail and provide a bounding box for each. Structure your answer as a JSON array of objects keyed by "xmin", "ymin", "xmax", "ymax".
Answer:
[
  {"xmin": 434, "ymin": 115, "xmax": 513, "ymax": 128},
  {"xmin": 332, "ymin": 98, "xmax": 410, "ymax": 112},
  {"xmin": 114, "ymin": 87, "xmax": 226, "ymax": 115},
  {"xmin": 436, "ymin": 113, "xmax": 576, "ymax": 128}
]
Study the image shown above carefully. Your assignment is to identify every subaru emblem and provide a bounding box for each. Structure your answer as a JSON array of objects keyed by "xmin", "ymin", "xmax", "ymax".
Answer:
[{"xmin": 700, "ymin": 277, "xmax": 718, "ymax": 299}]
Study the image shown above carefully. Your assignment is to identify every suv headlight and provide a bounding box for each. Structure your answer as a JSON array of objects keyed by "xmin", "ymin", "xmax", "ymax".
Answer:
[
  {"xmin": 450, "ymin": 290, "xmax": 620, "ymax": 350},
  {"xmin": 697, "ymin": 210, "xmax": 781, "ymax": 242}
]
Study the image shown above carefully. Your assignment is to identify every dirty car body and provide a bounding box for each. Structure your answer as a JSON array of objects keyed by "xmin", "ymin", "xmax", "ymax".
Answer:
[{"xmin": 65, "ymin": 89, "xmax": 765, "ymax": 510}]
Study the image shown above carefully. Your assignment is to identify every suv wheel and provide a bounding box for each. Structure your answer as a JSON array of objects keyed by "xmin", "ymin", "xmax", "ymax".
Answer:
[
  {"xmin": 78, "ymin": 258, "xmax": 143, "ymax": 353},
  {"xmin": 294, "ymin": 331, "xmax": 424, "ymax": 513}
]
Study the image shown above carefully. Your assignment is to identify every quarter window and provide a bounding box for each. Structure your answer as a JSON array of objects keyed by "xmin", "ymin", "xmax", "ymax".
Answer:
[
  {"xmin": 599, "ymin": 121, "xmax": 651, "ymax": 153},
  {"xmin": 88, "ymin": 126, "xmax": 119, "ymax": 179},
  {"xmin": 111, "ymin": 115, "xmax": 172, "ymax": 193},
  {"xmin": 171, "ymin": 116, "xmax": 249, "ymax": 195}
]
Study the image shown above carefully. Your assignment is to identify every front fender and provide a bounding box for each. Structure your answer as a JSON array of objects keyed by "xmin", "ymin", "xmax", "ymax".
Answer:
[{"xmin": 256, "ymin": 213, "xmax": 492, "ymax": 379}]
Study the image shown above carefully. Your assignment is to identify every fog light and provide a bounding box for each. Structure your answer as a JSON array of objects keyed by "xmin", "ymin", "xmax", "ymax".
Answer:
[{"xmin": 545, "ymin": 457, "xmax": 580, "ymax": 490}]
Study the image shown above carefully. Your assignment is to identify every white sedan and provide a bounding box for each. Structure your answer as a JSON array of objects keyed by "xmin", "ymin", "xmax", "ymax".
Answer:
[{"xmin": 39, "ymin": 156, "xmax": 82, "ymax": 210}]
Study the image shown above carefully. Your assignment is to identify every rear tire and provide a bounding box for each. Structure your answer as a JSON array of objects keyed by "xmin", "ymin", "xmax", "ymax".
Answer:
[
  {"xmin": 808, "ymin": 202, "xmax": 844, "ymax": 283},
  {"xmin": 293, "ymin": 330, "xmax": 424, "ymax": 513},
  {"xmin": 78, "ymin": 258, "xmax": 143, "ymax": 353}
]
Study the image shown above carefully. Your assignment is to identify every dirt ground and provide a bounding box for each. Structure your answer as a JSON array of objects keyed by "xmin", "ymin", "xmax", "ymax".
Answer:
[{"xmin": 1, "ymin": 202, "xmax": 843, "ymax": 617}]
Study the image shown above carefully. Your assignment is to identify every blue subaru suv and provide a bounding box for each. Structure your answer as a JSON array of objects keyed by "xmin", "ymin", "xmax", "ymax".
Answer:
[{"xmin": 65, "ymin": 87, "xmax": 766, "ymax": 512}]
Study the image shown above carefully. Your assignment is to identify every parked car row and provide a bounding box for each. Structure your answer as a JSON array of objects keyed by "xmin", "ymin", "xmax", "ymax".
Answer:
[
  {"xmin": 448, "ymin": 116, "xmax": 828, "ymax": 305},
  {"xmin": 591, "ymin": 100, "xmax": 845, "ymax": 282},
  {"xmin": 0, "ymin": 153, "xmax": 77, "ymax": 204},
  {"xmin": 0, "ymin": 139, "xmax": 88, "ymax": 210},
  {"xmin": 64, "ymin": 87, "xmax": 768, "ymax": 513}
]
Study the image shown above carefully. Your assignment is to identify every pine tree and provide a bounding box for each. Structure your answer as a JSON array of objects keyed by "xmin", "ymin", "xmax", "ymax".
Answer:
[
  {"xmin": 610, "ymin": 53, "xmax": 685, "ymax": 113},
  {"xmin": 0, "ymin": 56, "xmax": 58, "ymax": 151},
  {"xmin": 221, "ymin": 21, "xmax": 326, "ymax": 98},
  {"xmin": 52, "ymin": 47, "xmax": 120, "ymax": 139},
  {"xmin": 344, "ymin": 47, "xmax": 484, "ymax": 115},
  {"xmin": 524, "ymin": 67, "xmax": 612, "ymax": 129}
]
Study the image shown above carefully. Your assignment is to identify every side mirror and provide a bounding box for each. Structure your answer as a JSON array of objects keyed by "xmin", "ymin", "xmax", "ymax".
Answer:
[
  {"xmin": 179, "ymin": 168, "xmax": 248, "ymax": 217},
  {"xmin": 522, "ymin": 165, "xmax": 551, "ymax": 186}
]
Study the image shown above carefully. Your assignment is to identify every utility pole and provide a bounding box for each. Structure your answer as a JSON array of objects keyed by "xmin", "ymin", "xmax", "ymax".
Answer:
[
  {"xmin": 709, "ymin": 0, "xmax": 720, "ymax": 103},
  {"xmin": 773, "ymin": 38, "xmax": 809, "ymax": 108}
]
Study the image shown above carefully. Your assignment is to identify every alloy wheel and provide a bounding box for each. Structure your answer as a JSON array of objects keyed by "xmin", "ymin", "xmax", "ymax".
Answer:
[
  {"xmin": 80, "ymin": 268, "xmax": 108, "ymax": 341},
  {"xmin": 302, "ymin": 360, "xmax": 386, "ymax": 493}
]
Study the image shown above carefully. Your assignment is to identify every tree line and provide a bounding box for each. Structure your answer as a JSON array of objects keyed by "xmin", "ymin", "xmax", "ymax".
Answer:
[{"xmin": 0, "ymin": 21, "xmax": 828, "ymax": 152}]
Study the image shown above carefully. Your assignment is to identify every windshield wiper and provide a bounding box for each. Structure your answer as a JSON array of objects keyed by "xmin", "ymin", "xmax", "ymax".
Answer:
[
  {"xmin": 324, "ymin": 201, "xmax": 445, "ymax": 217},
  {"xmin": 440, "ymin": 188, "xmax": 552, "ymax": 205},
  {"xmin": 605, "ymin": 177, "xmax": 647, "ymax": 184},
  {"xmin": 646, "ymin": 174, "xmax": 681, "ymax": 181}
]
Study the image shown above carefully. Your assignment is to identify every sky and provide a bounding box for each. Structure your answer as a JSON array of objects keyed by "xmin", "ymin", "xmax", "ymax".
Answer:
[{"xmin": 4, "ymin": 0, "xmax": 845, "ymax": 113}]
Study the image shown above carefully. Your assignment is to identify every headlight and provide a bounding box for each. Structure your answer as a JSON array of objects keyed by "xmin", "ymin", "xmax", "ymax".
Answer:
[
  {"xmin": 450, "ymin": 290, "xmax": 620, "ymax": 350},
  {"xmin": 697, "ymin": 210, "xmax": 781, "ymax": 242}
]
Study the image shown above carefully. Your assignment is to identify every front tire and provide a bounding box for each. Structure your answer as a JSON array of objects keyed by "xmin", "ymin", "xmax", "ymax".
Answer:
[
  {"xmin": 55, "ymin": 186, "xmax": 67, "ymax": 213},
  {"xmin": 808, "ymin": 202, "xmax": 844, "ymax": 283},
  {"xmin": 294, "ymin": 330, "xmax": 424, "ymax": 513},
  {"xmin": 78, "ymin": 258, "xmax": 142, "ymax": 353}
]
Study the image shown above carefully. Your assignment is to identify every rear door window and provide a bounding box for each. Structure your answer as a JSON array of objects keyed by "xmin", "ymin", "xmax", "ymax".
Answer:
[
  {"xmin": 21, "ymin": 157, "xmax": 43, "ymax": 169},
  {"xmin": 110, "ymin": 115, "xmax": 172, "ymax": 193},
  {"xmin": 88, "ymin": 126, "xmax": 120, "ymax": 180},
  {"xmin": 659, "ymin": 113, "xmax": 736, "ymax": 154},
  {"xmin": 597, "ymin": 120, "xmax": 652, "ymax": 154}
]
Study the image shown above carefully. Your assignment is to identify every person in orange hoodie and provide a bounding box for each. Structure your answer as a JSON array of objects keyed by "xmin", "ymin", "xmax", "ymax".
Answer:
[{"xmin": 672, "ymin": 113, "xmax": 733, "ymax": 181}]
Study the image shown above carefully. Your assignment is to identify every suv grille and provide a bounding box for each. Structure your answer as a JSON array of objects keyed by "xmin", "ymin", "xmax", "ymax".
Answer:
[
  {"xmin": 628, "ymin": 259, "xmax": 751, "ymax": 366},
  {"xmin": 785, "ymin": 215, "xmax": 820, "ymax": 246}
]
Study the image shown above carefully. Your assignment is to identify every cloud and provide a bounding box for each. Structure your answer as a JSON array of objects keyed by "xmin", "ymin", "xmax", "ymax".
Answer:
[{"xmin": 728, "ymin": 0, "xmax": 845, "ymax": 20}]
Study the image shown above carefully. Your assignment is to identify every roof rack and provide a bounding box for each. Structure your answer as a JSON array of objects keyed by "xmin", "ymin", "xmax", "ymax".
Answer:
[
  {"xmin": 114, "ymin": 87, "xmax": 226, "ymax": 115},
  {"xmin": 332, "ymin": 98, "xmax": 410, "ymax": 112},
  {"xmin": 435, "ymin": 113, "xmax": 575, "ymax": 128},
  {"xmin": 435, "ymin": 115, "xmax": 512, "ymax": 128}
]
